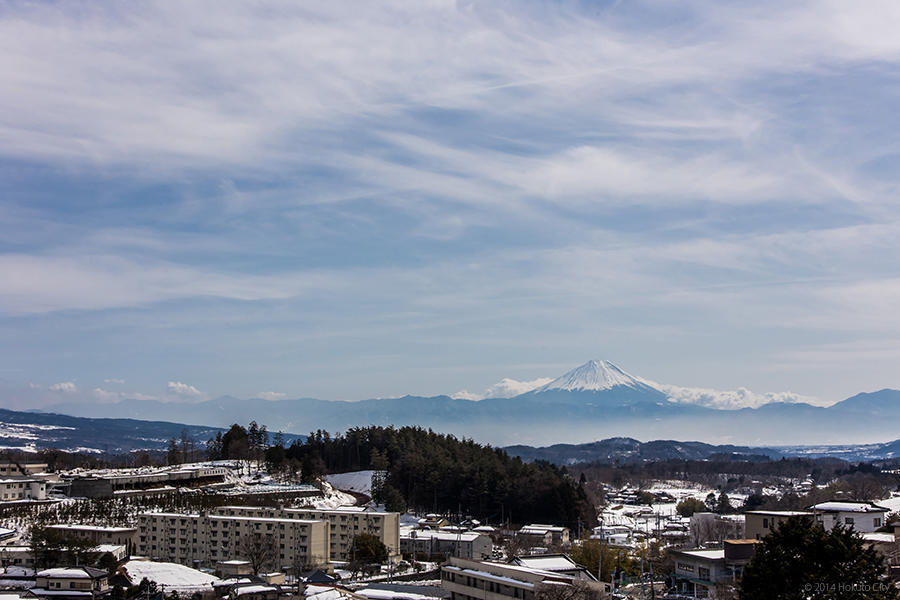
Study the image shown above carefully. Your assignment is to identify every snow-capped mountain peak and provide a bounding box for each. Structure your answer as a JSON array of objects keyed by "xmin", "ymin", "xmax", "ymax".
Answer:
[{"xmin": 534, "ymin": 359, "xmax": 657, "ymax": 393}]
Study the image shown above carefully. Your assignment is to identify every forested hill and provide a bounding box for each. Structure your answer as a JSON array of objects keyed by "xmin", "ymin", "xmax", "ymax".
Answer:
[{"xmin": 283, "ymin": 426, "xmax": 597, "ymax": 529}]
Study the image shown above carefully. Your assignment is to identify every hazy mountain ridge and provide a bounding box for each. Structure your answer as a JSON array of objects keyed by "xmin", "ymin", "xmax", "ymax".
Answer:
[
  {"xmin": 32, "ymin": 361, "xmax": 900, "ymax": 446},
  {"xmin": 504, "ymin": 437, "xmax": 785, "ymax": 465},
  {"xmin": 0, "ymin": 408, "xmax": 304, "ymax": 454}
]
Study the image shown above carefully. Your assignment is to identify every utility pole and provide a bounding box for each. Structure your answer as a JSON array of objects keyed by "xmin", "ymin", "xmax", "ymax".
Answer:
[{"xmin": 598, "ymin": 520, "xmax": 603, "ymax": 586}]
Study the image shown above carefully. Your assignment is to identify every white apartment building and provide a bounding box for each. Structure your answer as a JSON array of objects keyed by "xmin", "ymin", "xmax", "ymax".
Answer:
[
  {"xmin": 0, "ymin": 477, "xmax": 47, "ymax": 501},
  {"xmin": 214, "ymin": 506, "xmax": 400, "ymax": 562},
  {"xmin": 809, "ymin": 501, "xmax": 890, "ymax": 533},
  {"xmin": 136, "ymin": 511, "xmax": 329, "ymax": 571}
]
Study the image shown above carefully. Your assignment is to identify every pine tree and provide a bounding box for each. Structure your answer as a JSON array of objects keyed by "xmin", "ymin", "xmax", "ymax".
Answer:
[{"xmin": 739, "ymin": 516, "xmax": 897, "ymax": 599}]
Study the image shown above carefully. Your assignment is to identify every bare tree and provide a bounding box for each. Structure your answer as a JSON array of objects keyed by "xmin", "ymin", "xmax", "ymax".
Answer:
[
  {"xmin": 535, "ymin": 580, "xmax": 605, "ymax": 600},
  {"xmin": 239, "ymin": 532, "xmax": 278, "ymax": 576}
]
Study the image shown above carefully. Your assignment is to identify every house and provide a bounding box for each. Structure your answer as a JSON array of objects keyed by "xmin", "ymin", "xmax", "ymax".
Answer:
[
  {"xmin": 0, "ymin": 478, "xmax": 47, "ymax": 501},
  {"xmin": 400, "ymin": 529, "xmax": 492, "ymax": 560},
  {"xmin": 217, "ymin": 560, "xmax": 254, "ymax": 578},
  {"xmin": 517, "ymin": 525, "xmax": 570, "ymax": 547},
  {"xmin": 809, "ymin": 501, "xmax": 889, "ymax": 533},
  {"xmin": 0, "ymin": 463, "xmax": 49, "ymax": 477},
  {"xmin": 46, "ymin": 525, "xmax": 138, "ymax": 556},
  {"xmin": 744, "ymin": 510, "xmax": 813, "ymax": 540},
  {"xmin": 229, "ymin": 584, "xmax": 281, "ymax": 600},
  {"xmin": 0, "ymin": 545, "xmax": 125, "ymax": 571},
  {"xmin": 118, "ymin": 559, "xmax": 221, "ymax": 595},
  {"xmin": 418, "ymin": 515, "xmax": 450, "ymax": 530},
  {"xmin": 32, "ymin": 567, "xmax": 110, "ymax": 599},
  {"xmin": 441, "ymin": 557, "xmax": 607, "ymax": 600},
  {"xmin": 670, "ymin": 539, "xmax": 759, "ymax": 598},
  {"xmin": 508, "ymin": 555, "xmax": 596, "ymax": 581}
]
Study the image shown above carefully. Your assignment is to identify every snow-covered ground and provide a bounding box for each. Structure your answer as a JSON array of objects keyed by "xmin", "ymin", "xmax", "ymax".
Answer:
[
  {"xmin": 874, "ymin": 491, "xmax": 900, "ymax": 514},
  {"xmin": 326, "ymin": 471, "xmax": 376, "ymax": 496}
]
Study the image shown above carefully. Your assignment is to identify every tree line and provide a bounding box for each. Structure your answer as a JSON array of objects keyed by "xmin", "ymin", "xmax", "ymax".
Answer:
[{"xmin": 277, "ymin": 426, "xmax": 598, "ymax": 529}]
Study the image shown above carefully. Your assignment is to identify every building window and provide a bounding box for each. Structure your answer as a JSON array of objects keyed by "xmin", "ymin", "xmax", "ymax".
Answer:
[{"xmin": 845, "ymin": 517, "xmax": 854, "ymax": 525}]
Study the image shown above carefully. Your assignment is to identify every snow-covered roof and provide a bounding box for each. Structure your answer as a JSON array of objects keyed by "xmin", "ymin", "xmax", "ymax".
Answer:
[
  {"xmin": 304, "ymin": 585, "xmax": 356, "ymax": 600},
  {"xmin": 122, "ymin": 560, "xmax": 221, "ymax": 590},
  {"xmin": 863, "ymin": 533, "xmax": 895, "ymax": 543},
  {"xmin": 37, "ymin": 567, "xmax": 106, "ymax": 579},
  {"xmin": 356, "ymin": 588, "xmax": 435, "ymax": 600},
  {"xmin": 401, "ymin": 529, "xmax": 486, "ymax": 542},
  {"xmin": 519, "ymin": 524, "xmax": 567, "ymax": 534},
  {"xmin": 674, "ymin": 549, "xmax": 724, "ymax": 561},
  {"xmin": 233, "ymin": 585, "xmax": 278, "ymax": 596},
  {"xmin": 511, "ymin": 556, "xmax": 578, "ymax": 572},
  {"xmin": 745, "ymin": 510, "xmax": 813, "ymax": 517},
  {"xmin": 810, "ymin": 502, "xmax": 889, "ymax": 513},
  {"xmin": 48, "ymin": 524, "xmax": 136, "ymax": 532}
]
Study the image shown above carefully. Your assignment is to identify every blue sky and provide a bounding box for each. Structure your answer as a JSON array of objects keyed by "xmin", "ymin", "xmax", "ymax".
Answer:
[{"xmin": 2, "ymin": 1, "xmax": 900, "ymax": 410}]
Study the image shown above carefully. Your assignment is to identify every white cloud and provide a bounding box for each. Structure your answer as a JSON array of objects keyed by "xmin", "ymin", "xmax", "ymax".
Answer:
[
  {"xmin": 658, "ymin": 383, "xmax": 822, "ymax": 410},
  {"xmin": 257, "ymin": 391, "xmax": 287, "ymax": 401},
  {"xmin": 103, "ymin": 378, "xmax": 125, "ymax": 384},
  {"xmin": 0, "ymin": 253, "xmax": 341, "ymax": 315},
  {"xmin": 167, "ymin": 381, "xmax": 206, "ymax": 400},
  {"xmin": 455, "ymin": 377, "xmax": 553, "ymax": 401},
  {"xmin": 48, "ymin": 381, "xmax": 77, "ymax": 393}
]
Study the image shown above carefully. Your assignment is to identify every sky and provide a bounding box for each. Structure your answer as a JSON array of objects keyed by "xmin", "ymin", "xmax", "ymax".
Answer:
[{"xmin": 2, "ymin": 1, "xmax": 900, "ymax": 411}]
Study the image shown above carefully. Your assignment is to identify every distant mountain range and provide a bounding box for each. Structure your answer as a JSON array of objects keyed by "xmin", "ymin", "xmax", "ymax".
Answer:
[
  {"xmin": 29, "ymin": 360, "xmax": 900, "ymax": 446},
  {"xmin": 503, "ymin": 436, "xmax": 900, "ymax": 464},
  {"xmin": 3, "ymin": 406, "xmax": 900, "ymax": 464},
  {"xmin": 0, "ymin": 408, "xmax": 303, "ymax": 455},
  {"xmin": 504, "ymin": 437, "xmax": 784, "ymax": 465}
]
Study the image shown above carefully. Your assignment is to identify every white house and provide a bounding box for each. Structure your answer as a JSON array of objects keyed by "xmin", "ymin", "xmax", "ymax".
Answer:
[{"xmin": 809, "ymin": 501, "xmax": 889, "ymax": 533}]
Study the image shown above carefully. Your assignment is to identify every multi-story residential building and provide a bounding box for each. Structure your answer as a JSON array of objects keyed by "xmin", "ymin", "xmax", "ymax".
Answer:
[
  {"xmin": 32, "ymin": 567, "xmax": 110, "ymax": 599},
  {"xmin": 214, "ymin": 506, "xmax": 400, "ymax": 562},
  {"xmin": 671, "ymin": 539, "xmax": 759, "ymax": 598},
  {"xmin": 136, "ymin": 512, "xmax": 329, "ymax": 571},
  {"xmin": 517, "ymin": 525, "xmax": 570, "ymax": 547},
  {"xmin": 745, "ymin": 510, "xmax": 814, "ymax": 540},
  {"xmin": 441, "ymin": 557, "xmax": 606, "ymax": 600},
  {"xmin": 68, "ymin": 466, "xmax": 232, "ymax": 498},
  {"xmin": 46, "ymin": 524, "xmax": 139, "ymax": 556},
  {"xmin": 0, "ymin": 477, "xmax": 47, "ymax": 501},
  {"xmin": 809, "ymin": 501, "xmax": 890, "ymax": 533},
  {"xmin": 400, "ymin": 529, "xmax": 492, "ymax": 560},
  {"xmin": 0, "ymin": 462, "xmax": 49, "ymax": 477},
  {"xmin": 0, "ymin": 544, "xmax": 126, "ymax": 570}
]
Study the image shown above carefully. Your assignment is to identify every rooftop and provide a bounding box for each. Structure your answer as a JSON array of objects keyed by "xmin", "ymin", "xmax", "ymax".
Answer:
[{"xmin": 809, "ymin": 501, "xmax": 889, "ymax": 513}]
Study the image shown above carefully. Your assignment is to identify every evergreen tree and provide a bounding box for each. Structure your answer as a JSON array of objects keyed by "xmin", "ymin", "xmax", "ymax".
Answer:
[{"xmin": 739, "ymin": 516, "xmax": 897, "ymax": 599}]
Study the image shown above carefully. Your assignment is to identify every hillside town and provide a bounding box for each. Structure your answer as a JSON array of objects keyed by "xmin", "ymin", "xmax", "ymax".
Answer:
[{"xmin": 2, "ymin": 445, "xmax": 900, "ymax": 600}]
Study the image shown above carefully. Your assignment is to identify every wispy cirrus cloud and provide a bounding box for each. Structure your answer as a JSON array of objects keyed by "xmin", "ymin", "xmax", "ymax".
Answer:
[{"xmin": 1, "ymin": 1, "xmax": 900, "ymax": 409}]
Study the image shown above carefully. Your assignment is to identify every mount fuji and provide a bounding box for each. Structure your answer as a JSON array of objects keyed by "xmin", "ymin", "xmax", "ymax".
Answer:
[{"xmin": 512, "ymin": 359, "xmax": 672, "ymax": 411}]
